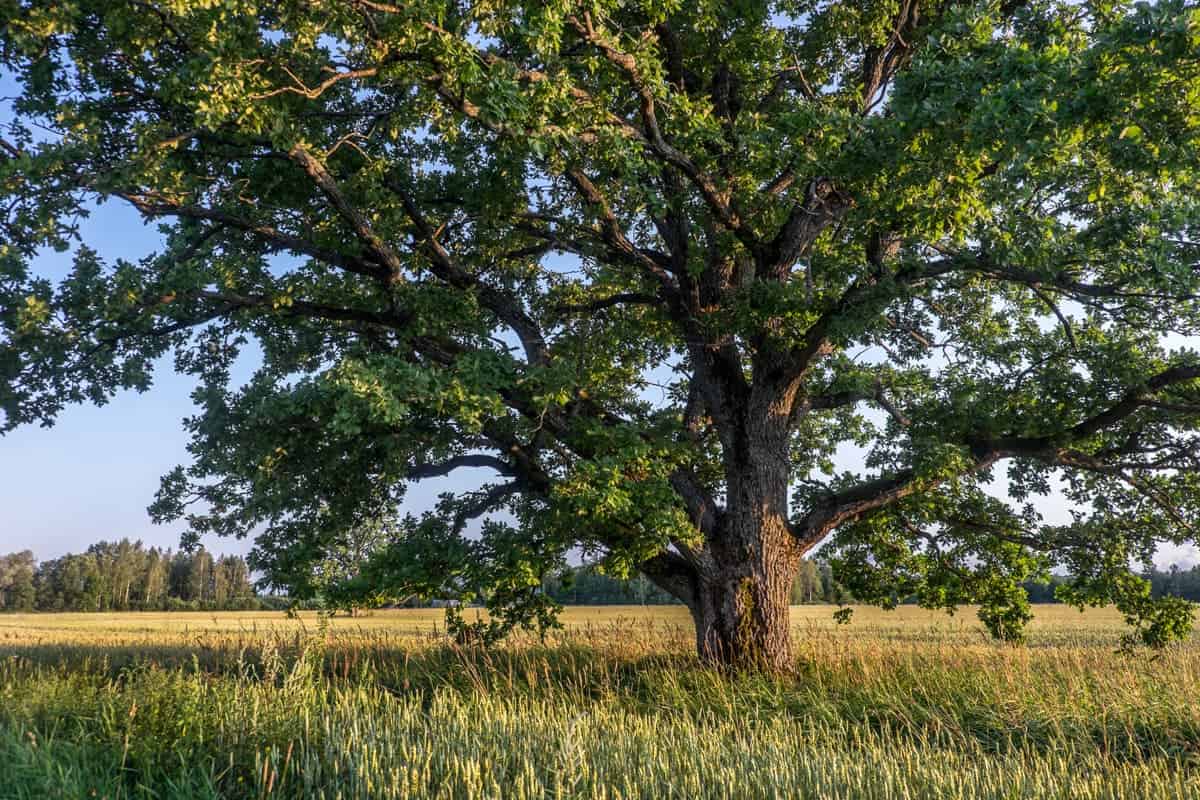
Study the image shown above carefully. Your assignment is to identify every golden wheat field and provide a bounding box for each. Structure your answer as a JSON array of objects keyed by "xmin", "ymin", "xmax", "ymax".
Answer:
[{"xmin": 1, "ymin": 604, "xmax": 1198, "ymax": 799}]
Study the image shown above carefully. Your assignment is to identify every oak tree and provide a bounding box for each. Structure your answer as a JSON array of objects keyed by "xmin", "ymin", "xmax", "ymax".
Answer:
[{"xmin": 3, "ymin": 0, "xmax": 1200, "ymax": 668}]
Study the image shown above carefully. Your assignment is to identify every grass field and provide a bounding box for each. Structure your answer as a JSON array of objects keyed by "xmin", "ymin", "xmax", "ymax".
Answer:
[{"xmin": 1, "ymin": 604, "xmax": 1198, "ymax": 799}]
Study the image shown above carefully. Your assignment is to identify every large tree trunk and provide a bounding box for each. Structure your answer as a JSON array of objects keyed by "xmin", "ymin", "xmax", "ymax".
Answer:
[
  {"xmin": 686, "ymin": 410, "xmax": 803, "ymax": 671},
  {"xmin": 690, "ymin": 542, "xmax": 797, "ymax": 671}
]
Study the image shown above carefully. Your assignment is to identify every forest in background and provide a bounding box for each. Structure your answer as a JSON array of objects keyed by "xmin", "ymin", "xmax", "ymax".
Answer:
[
  {"xmin": 5, "ymin": 541, "xmax": 1200, "ymax": 612},
  {"xmin": 540, "ymin": 560, "xmax": 1200, "ymax": 608},
  {"xmin": 0, "ymin": 540, "xmax": 259, "ymax": 611}
]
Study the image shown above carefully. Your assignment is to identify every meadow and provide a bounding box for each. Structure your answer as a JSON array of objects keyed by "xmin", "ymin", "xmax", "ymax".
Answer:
[{"xmin": 1, "ymin": 604, "xmax": 1198, "ymax": 799}]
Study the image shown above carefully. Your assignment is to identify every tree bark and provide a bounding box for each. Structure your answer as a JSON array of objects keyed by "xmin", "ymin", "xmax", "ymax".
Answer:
[
  {"xmin": 689, "ymin": 539, "xmax": 797, "ymax": 671},
  {"xmin": 684, "ymin": 406, "xmax": 803, "ymax": 671}
]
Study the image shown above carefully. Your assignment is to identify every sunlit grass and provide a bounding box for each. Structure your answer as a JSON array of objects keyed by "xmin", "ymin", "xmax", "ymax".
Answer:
[
  {"xmin": 0, "ymin": 605, "xmax": 1196, "ymax": 799},
  {"xmin": 0, "ymin": 603, "xmax": 1140, "ymax": 647}
]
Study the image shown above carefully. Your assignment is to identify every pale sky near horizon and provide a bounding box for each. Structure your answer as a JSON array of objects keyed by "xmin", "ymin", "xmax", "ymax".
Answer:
[{"xmin": 2, "ymin": 76, "xmax": 1198, "ymax": 570}]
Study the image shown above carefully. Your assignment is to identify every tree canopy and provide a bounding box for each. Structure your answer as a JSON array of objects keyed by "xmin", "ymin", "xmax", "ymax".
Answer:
[{"xmin": 2, "ymin": 0, "xmax": 1200, "ymax": 666}]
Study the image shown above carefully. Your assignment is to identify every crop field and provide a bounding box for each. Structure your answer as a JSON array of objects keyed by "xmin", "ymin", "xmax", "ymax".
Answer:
[{"xmin": 1, "ymin": 605, "xmax": 1199, "ymax": 799}]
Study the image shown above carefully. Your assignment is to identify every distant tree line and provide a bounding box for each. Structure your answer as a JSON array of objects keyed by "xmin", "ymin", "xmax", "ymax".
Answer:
[
  {"xmin": 8, "ymin": 540, "xmax": 1200, "ymax": 613},
  {"xmin": 539, "ymin": 560, "xmax": 852, "ymax": 606},
  {"xmin": 789, "ymin": 560, "xmax": 853, "ymax": 604},
  {"xmin": 539, "ymin": 561, "xmax": 1200, "ymax": 608},
  {"xmin": 1143, "ymin": 564, "xmax": 1200, "ymax": 603},
  {"xmin": 0, "ymin": 551, "xmax": 36, "ymax": 611},
  {"xmin": 0, "ymin": 540, "xmax": 260, "ymax": 612},
  {"xmin": 541, "ymin": 566, "xmax": 677, "ymax": 605},
  {"xmin": 1002, "ymin": 567, "xmax": 1200, "ymax": 605}
]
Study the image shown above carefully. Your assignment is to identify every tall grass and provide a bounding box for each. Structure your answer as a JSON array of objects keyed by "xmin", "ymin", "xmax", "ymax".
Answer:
[{"xmin": 0, "ymin": 607, "xmax": 1197, "ymax": 799}]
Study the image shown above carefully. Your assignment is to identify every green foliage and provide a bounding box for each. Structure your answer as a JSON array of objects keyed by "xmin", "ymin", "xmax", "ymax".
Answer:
[
  {"xmin": 3, "ymin": 0, "xmax": 1200, "ymax": 653},
  {"xmin": 0, "ymin": 551, "xmax": 36, "ymax": 611}
]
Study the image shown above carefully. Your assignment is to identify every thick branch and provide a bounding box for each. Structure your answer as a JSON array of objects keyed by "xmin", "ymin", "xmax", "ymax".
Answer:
[
  {"xmin": 979, "ymin": 365, "xmax": 1200, "ymax": 454},
  {"xmin": 88, "ymin": 289, "xmax": 406, "ymax": 357},
  {"xmin": 562, "ymin": 15, "xmax": 759, "ymax": 254},
  {"xmin": 764, "ymin": 177, "xmax": 853, "ymax": 279},
  {"xmin": 669, "ymin": 470, "xmax": 720, "ymax": 540},
  {"xmin": 563, "ymin": 168, "xmax": 681, "ymax": 295},
  {"xmin": 407, "ymin": 454, "xmax": 518, "ymax": 480},
  {"xmin": 287, "ymin": 145, "xmax": 406, "ymax": 282},
  {"xmin": 422, "ymin": 22, "xmax": 759, "ymax": 257},
  {"xmin": 861, "ymin": 0, "xmax": 922, "ymax": 113},
  {"xmin": 192, "ymin": 290, "xmax": 406, "ymax": 328},
  {"xmin": 638, "ymin": 550, "xmax": 699, "ymax": 608},
  {"xmin": 927, "ymin": 251, "xmax": 1200, "ymax": 304}
]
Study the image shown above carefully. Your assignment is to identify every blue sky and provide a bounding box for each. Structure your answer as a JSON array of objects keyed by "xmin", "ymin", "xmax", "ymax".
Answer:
[{"xmin": 2, "ymin": 199, "xmax": 200, "ymax": 558}]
